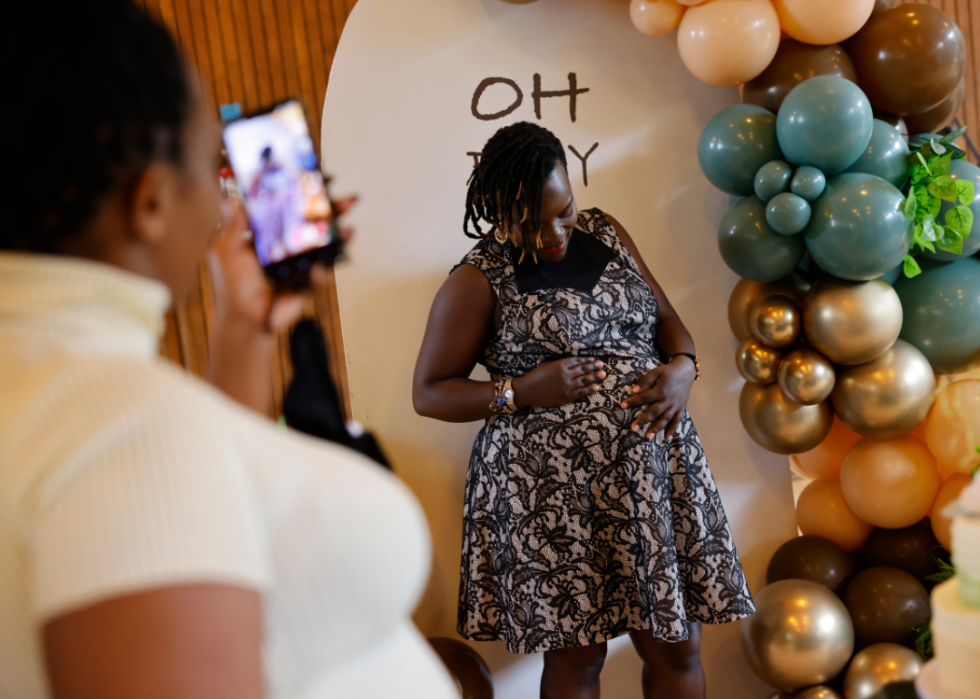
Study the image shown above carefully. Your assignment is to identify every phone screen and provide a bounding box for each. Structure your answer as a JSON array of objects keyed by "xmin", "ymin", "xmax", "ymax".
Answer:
[{"xmin": 223, "ymin": 100, "xmax": 338, "ymax": 277}]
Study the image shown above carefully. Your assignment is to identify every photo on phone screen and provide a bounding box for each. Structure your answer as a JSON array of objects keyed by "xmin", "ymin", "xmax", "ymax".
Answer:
[{"xmin": 223, "ymin": 100, "xmax": 338, "ymax": 277}]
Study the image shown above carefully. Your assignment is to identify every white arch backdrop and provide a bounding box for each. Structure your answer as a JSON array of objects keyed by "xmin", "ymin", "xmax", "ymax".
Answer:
[{"xmin": 321, "ymin": 0, "xmax": 796, "ymax": 695}]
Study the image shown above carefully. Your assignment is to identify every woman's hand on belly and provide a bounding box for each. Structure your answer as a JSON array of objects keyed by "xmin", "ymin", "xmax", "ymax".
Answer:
[
  {"xmin": 513, "ymin": 357, "xmax": 606, "ymax": 408},
  {"xmin": 620, "ymin": 359, "xmax": 696, "ymax": 440}
]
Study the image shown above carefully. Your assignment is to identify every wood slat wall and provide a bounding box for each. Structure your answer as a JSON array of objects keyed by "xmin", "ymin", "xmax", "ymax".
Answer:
[{"xmin": 138, "ymin": 0, "xmax": 357, "ymax": 419}]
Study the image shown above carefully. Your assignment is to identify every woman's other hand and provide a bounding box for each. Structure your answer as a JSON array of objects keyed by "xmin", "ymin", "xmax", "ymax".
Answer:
[
  {"xmin": 620, "ymin": 358, "xmax": 696, "ymax": 440},
  {"xmin": 513, "ymin": 357, "xmax": 606, "ymax": 408}
]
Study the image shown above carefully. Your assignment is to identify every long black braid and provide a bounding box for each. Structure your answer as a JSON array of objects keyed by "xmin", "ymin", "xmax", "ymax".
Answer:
[
  {"xmin": 464, "ymin": 122, "xmax": 567, "ymax": 259},
  {"xmin": 1, "ymin": 0, "xmax": 190, "ymax": 252}
]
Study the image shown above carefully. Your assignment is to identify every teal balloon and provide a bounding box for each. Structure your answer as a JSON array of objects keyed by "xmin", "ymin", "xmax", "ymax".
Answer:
[
  {"xmin": 718, "ymin": 196, "xmax": 806, "ymax": 282},
  {"xmin": 699, "ymin": 105, "xmax": 783, "ymax": 196},
  {"xmin": 842, "ymin": 119, "xmax": 910, "ymax": 189},
  {"xmin": 880, "ymin": 262, "xmax": 903, "ymax": 286},
  {"xmin": 791, "ymin": 166, "xmax": 826, "ymax": 202},
  {"xmin": 894, "ymin": 257, "xmax": 980, "ymax": 374},
  {"xmin": 777, "ymin": 76, "xmax": 874, "ymax": 176},
  {"xmin": 754, "ymin": 160, "xmax": 794, "ymax": 203},
  {"xmin": 805, "ymin": 173, "xmax": 911, "ymax": 281},
  {"xmin": 729, "ymin": 194, "xmax": 745, "ymax": 207},
  {"xmin": 766, "ymin": 192, "xmax": 811, "ymax": 235},
  {"xmin": 922, "ymin": 159, "xmax": 980, "ymax": 262}
]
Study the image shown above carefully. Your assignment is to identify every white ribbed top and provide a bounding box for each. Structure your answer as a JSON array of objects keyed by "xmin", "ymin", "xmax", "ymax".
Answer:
[{"xmin": 0, "ymin": 253, "xmax": 457, "ymax": 699}]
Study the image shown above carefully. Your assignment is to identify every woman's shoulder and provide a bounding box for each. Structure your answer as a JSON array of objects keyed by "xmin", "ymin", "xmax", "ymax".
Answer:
[
  {"xmin": 576, "ymin": 207, "xmax": 615, "ymax": 235},
  {"xmin": 452, "ymin": 234, "xmax": 510, "ymax": 277}
]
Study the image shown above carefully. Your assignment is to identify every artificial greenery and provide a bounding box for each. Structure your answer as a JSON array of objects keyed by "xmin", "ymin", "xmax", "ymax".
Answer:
[
  {"xmin": 926, "ymin": 556, "xmax": 956, "ymax": 584},
  {"xmin": 912, "ymin": 557, "xmax": 958, "ymax": 661},
  {"xmin": 902, "ymin": 126, "xmax": 975, "ymax": 277}
]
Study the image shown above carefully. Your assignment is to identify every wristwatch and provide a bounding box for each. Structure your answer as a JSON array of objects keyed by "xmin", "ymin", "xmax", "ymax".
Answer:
[
  {"xmin": 670, "ymin": 353, "xmax": 701, "ymax": 381},
  {"xmin": 489, "ymin": 376, "xmax": 518, "ymax": 415}
]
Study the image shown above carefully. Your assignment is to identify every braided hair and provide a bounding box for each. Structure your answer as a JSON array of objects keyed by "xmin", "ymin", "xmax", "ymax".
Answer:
[
  {"xmin": 464, "ymin": 122, "xmax": 567, "ymax": 260},
  {"xmin": 1, "ymin": 0, "xmax": 190, "ymax": 252}
]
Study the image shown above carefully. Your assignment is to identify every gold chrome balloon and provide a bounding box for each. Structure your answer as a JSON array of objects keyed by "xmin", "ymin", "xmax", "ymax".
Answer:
[
  {"xmin": 728, "ymin": 273, "xmax": 812, "ymax": 340},
  {"xmin": 778, "ymin": 349, "xmax": 836, "ymax": 405},
  {"xmin": 796, "ymin": 687, "xmax": 842, "ymax": 699},
  {"xmin": 751, "ymin": 295, "xmax": 803, "ymax": 348},
  {"xmin": 740, "ymin": 382, "xmax": 834, "ymax": 454},
  {"xmin": 736, "ymin": 338, "xmax": 784, "ymax": 384},
  {"xmin": 741, "ymin": 579, "xmax": 855, "ymax": 692},
  {"xmin": 832, "ymin": 340, "xmax": 937, "ymax": 440},
  {"xmin": 842, "ymin": 643, "xmax": 922, "ymax": 699},
  {"xmin": 803, "ymin": 278, "xmax": 903, "ymax": 366}
]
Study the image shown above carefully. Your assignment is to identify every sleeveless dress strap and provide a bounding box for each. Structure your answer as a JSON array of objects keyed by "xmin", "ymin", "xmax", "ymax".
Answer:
[{"xmin": 451, "ymin": 237, "xmax": 518, "ymax": 304}]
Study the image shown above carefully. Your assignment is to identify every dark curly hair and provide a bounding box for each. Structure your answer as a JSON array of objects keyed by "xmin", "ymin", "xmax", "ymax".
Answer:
[
  {"xmin": 1, "ymin": 0, "xmax": 190, "ymax": 252},
  {"xmin": 464, "ymin": 122, "xmax": 568, "ymax": 254}
]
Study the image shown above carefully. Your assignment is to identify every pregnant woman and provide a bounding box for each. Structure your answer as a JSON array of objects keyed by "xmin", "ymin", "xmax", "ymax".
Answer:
[{"xmin": 413, "ymin": 122, "xmax": 754, "ymax": 699}]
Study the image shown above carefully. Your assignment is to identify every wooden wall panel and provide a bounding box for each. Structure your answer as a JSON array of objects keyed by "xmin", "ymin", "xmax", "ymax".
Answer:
[{"xmin": 144, "ymin": 0, "xmax": 356, "ymax": 420}]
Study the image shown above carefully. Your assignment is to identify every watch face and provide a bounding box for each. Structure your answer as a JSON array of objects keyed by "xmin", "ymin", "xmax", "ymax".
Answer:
[{"xmin": 504, "ymin": 389, "xmax": 515, "ymax": 399}]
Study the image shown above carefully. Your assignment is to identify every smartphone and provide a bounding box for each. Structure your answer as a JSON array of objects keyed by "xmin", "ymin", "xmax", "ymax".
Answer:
[{"xmin": 222, "ymin": 99, "xmax": 342, "ymax": 287}]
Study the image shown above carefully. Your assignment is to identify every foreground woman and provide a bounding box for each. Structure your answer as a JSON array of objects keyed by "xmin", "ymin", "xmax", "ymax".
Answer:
[
  {"xmin": 414, "ymin": 122, "xmax": 754, "ymax": 699},
  {"xmin": 0, "ymin": 3, "xmax": 456, "ymax": 698}
]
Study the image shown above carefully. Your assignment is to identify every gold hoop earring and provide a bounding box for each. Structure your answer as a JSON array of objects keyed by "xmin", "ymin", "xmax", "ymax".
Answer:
[{"xmin": 494, "ymin": 227, "xmax": 508, "ymax": 244}]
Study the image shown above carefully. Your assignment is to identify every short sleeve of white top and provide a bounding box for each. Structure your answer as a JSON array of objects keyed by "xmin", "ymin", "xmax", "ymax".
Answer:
[{"xmin": 0, "ymin": 253, "xmax": 458, "ymax": 699}]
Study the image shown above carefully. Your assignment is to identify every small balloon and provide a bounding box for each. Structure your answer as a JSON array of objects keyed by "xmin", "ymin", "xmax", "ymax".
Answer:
[
  {"xmin": 797, "ymin": 477, "xmax": 873, "ymax": 552},
  {"xmin": 803, "ymin": 277, "xmax": 903, "ymax": 366},
  {"xmin": 741, "ymin": 579, "xmax": 854, "ymax": 692},
  {"xmin": 675, "ymin": 0, "xmax": 705, "ymax": 5},
  {"xmin": 728, "ymin": 273, "xmax": 812, "ymax": 340},
  {"xmin": 930, "ymin": 474, "xmax": 972, "ymax": 551},
  {"xmin": 767, "ymin": 193, "xmax": 812, "ymax": 235},
  {"xmin": 678, "ymin": 0, "xmax": 781, "ymax": 87},
  {"xmin": 736, "ymin": 337, "xmax": 783, "ymax": 384},
  {"xmin": 805, "ymin": 173, "xmax": 911, "ymax": 281},
  {"xmin": 750, "ymin": 295, "xmax": 802, "ymax": 348},
  {"xmin": 871, "ymin": 109, "xmax": 908, "ymax": 139},
  {"xmin": 743, "ymin": 40, "xmax": 857, "ymax": 114},
  {"xmin": 860, "ymin": 519, "xmax": 942, "ymax": 581},
  {"xmin": 903, "ymin": 78, "xmax": 966, "ymax": 137},
  {"xmin": 777, "ymin": 76, "xmax": 874, "ymax": 176},
  {"xmin": 924, "ymin": 380, "xmax": 980, "ymax": 474},
  {"xmin": 778, "ymin": 348, "xmax": 835, "ymax": 405},
  {"xmin": 698, "ymin": 104, "xmax": 782, "ymax": 195},
  {"xmin": 740, "ymin": 382, "xmax": 833, "ymax": 455},
  {"xmin": 766, "ymin": 534, "xmax": 855, "ymax": 595},
  {"xmin": 920, "ymin": 159, "xmax": 980, "ymax": 263},
  {"xmin": 842, "ymin": 119, "xmax": 910, "ymax": 189},
  {"xmin": 791, "ymin": 166, "xmax": 826, "ymax": 202},
  {"xmin": 773, "ymin": 0, "xmax": 875, "ymax": 45},
  {"xmin": 629, "ymin": 0, "xmax": 685, "ymax": 37},
  {"xmin": 755, "ymin": 160, "xmax": 794, "ymax": 203},
  {"xmin": 844, "ymin": 567, "xmax": 930, "ymax": 647},
  {"xmin": 843, "ymin": 643, "xmax": 923, "ymax": 699},
  {"xmin": 797, "ymin": 688, "xmax": 842, "ymax": 699},
  {"xmin": 795, "ymin": 417, "xmax": 863, "ymax": 480},
  {"xmin": 427, "ymin": 637, "xmax": 494, "ymax": 699},
  {"xmin": 894, "ymin": 257, "xmax": 980, "ymax": 374},
  {"xmin": 719, "ymin": 196, "xmax": 806, "ymax": 282}
]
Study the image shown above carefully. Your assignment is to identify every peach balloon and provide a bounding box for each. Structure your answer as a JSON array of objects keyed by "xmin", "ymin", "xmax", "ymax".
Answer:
[
  {"xmin": 794, "ymin": 417, "xmax": 863, "ymax": 480},
  {"xmin": 630, "ymin": 0, "xmax": 685, "ymax": 37},
  {"xmin": 840, "ymin": 437, "xmax": 941, "ymax": 529},
  {"xmin": 797, "ymin": 477, "xmax": 873, "ymax": 552},
  {"xmin": 931, "ymin": 474, "xmax": 972, "ymax": 551},
  {"xmin": 925, "ymin": 380, "xmax": 980, "ymax": 475},
  {"xmin": 677, "ymin": 0, "xmax": 781, "ymax": 87},
  {"xmin": 773, "ymin": 0, "xmax": 875, "ymax": 46},
  {"xmin": 676, "ymin": 0, "xmax": 706, "ymax": 5}
]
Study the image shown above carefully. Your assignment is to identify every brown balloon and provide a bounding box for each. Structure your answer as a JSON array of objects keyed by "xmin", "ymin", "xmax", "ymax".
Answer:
[
  {"xmin": 796, "ymin": 688, "xmax": 842, "ymax": 699},
  {"xmin": 736, "ymin": 337, "xmax": 783, "ymax": 384},
  {"xmin": 850, "ymin": 5, "xmax": 967, "ymax": 116},
  {"xmin": 427, "ymin": 637, "xmax": 493, "ymax": 699},
  {"xmin": 872, "ymin": 109, "xmax": 908, "ymax": 139},
  {"xmin": 743, "ymin": 40, "xmax": 858, "ymax": 114},
  {"xmin": 859, "ymin": 519, "xmax": 941, "ymax": 582},
  {"xmin": 903, "ymin": 77, "xmax": 966, "ymax": 136},
  {"xmin": 767, "ymin": 534, "xmax": 855, "ymax": 596},
  {"xmin": 740, "ymin": 382, "xmax": 834, "ymax": 455},
  {"xmin": 870, "ymin": 0, "xmax": 896, "ymax": 16},
  {"xmin": 842, "ymin": 567, "xmax": 930, "ymax": 647},
  {"xmin": 729, "ymin": 273, "xmax": 812, "ymax": 341}
]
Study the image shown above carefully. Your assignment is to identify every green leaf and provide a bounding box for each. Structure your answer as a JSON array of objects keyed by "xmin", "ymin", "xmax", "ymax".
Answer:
[
  {"xmin": 922, "ymin": 214, "xmax": 939, "ymax": 241},
  {"xmin": 937, "ymin": 227, "xmax": 965, "ymax": 256},
  {"xmin": 914, "ymin": 620, "xmax": 934, "ymax": 661},
  {"xmin": 949, "ymin": 145, "xmax": 968, "ymax": 160},
  {"xmin": 915, "ymin": 187, "xmax": 941, "ymax": 220},
  {"xmin": 931, "ymin": 139, "xmax": 947, "ymax": 155},
  {"xmin": 957, "ymin": 179, "xmax": 975, "ymax": 206},
  {"xmin": 904, "ymin": 192, "xmax": 918, "ymax": 219},
  {"xmin": 945, "ymin": 205, "xmax": 974, "ymax": 237},
  {"xmin": 926, "ymin": 557, "xmax": 957, "ymax": 583},
  {"xmin": 929, "ymin": 175, "xmax": 959, "ymax": 202},
  {"xmin": 940, "ymin": 125, "xmax": 968, "ymax": 145},
  {"xmin": 911, "ymin": 161, "xmax": 930, "ymax": 185},
  {"xmin": 932, "ymin": 152, "xmax": 953, "ymax": 177},
  {"xmin": 904, "ymin": 254, "xmax": 922, "ymax": 278}
]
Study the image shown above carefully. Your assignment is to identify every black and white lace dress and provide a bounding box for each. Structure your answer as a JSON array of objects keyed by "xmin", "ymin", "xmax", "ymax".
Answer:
[{"xmin": 455, "ymin": 208, "xmax": 754, "ymax": 654}]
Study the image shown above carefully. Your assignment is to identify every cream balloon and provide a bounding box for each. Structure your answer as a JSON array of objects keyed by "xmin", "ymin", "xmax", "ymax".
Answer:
[
  {"xmin": 797, "ymin": 477, "xmax": 873, "ymax": 552},
  {"xmin": 843, "ymin": 643, "xmax": 923, "ymax": 699},
  {"xmin": 803, "ymin": 278, "xmax": 903, "ymax": 366},
  {"xmin": 741, "ymin": 579, "xmax": 854, "ymax": 692},
  {"xmin": 773, "ymin": 0, "xmax": 875, "ymax": 46},
  {"xmin": 751, "ymin": 295, "xmax": 802, "ymax": 349},
  {"xmin": 831, "ymin": 340, "xmax": 937, "ymax": 440},
  {"xmin": 925, "ymin": 380, "xmax": 980, "ymax": 474},
  {"xmin": 677, "ymin": 0, "xmax": 781, "ymax": 87},
  {"xmin": 740, "ymin": 382, "xmax": 833, "ymax": 455},
  {"xmin": 839, "ymin": 436, "xmax": 941, "ymax": 529},
  {"xmin": 729, "ymin": 273, "xmax": 811, "ymax": 341},
  {"xmin": 778, "ymin": 348, "xmax": 835, "ymax": 405},
  {"xmin": 630, "ymin": 0, "xmax": 685, "ymax": 37},
  {"xmin": 931, "ymin": 474, "xmax": 971, "ymax": 551},
  {"xmin": 736, "ymin": 337, "xmax": 783, "ymax": 384},
  {"xmin": 796, "ymin": 687, "xmax": 842, "ymax": 699}
]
